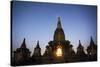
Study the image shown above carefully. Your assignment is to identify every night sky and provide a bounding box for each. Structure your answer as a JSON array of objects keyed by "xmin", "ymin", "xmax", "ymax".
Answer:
[{"xmin": 12, "ymin": 1, "xmax": 97, "ymax": 55}]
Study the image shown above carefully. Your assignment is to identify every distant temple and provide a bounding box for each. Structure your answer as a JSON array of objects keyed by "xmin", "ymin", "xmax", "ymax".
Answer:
[
  {"xmin": 13, "ymin": 38, "xmax": 31, "ymax": 65},
  {"xmin": 12, "ymin": 17, "xmax": 97, "ymax": 66},
  {"xmin": 87, "ymin": 37, "xmax": 97, "ymax": 61}
]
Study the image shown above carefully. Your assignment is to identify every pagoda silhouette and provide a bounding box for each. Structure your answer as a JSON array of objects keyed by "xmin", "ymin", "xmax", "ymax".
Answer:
[{"xmin": 11, "ymin": 17, "xmax": 97, "ymax": 66}]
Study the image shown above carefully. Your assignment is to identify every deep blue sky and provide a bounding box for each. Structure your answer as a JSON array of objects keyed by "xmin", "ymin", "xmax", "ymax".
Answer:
[{"xmin": 12, "ymin": 1, "xmax": 97, "ymax": 55}]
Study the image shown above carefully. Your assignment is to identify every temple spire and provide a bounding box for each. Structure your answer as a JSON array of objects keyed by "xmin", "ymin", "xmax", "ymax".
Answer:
[
  {"xmin": 36, "ymin": 41, "xmax": 40, "ymax": 48},
  {"xmin": 57, "ymin": 17, "xmax": 62, "ymax": 28},
  {"xmin": 21, "ymin": 38, "xmax": 26, "ymax": 48},
  {"xmin": 78, "ymin": 40, "xmax": 83, "ymax": 49},
  {"xmin": 32, "ymin": 40, "xmax": 41, "ymax": 57},
  {"xmin": 90, "ymin": 36, "xmax": 95, "ymax": 45},
  {"xmin": 79, "ymin": 40, "xmax": 81, "ymax": 45},
  {"xmin": 54, "ymin": 17, "xmax": 65, "ymax": 41}
]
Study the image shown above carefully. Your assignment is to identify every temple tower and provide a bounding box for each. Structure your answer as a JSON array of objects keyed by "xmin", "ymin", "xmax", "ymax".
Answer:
[
  {"xmin": 32, "ymin": 41, "xmax": 42, "ymax": 64},
  {"xmin": 13, "ymin": 38, "xmax": 31, "ymax": 65},
  {"xmin": 87, "ymin": 37, "xmax": 97, "ymax": 61},
  {"xmin": 76, "ymin": 40, "xmax": 87, "ymax": 61},
  {"xmin": 54, "ymin": 17, "xmax": 65, "ymax": 41}
]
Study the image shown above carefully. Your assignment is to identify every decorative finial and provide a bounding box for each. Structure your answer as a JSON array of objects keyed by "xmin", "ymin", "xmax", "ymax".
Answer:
[
  {"xmin": 58, "ymin": 16, "xmax": 60, "ymax": 21},
  {"xmin": 78, "ymin": 40, "xmax": 83, "ymax": 49},
  {"xmin": 36, "ymin": 40, "xmax": 40, "ymax": 48},
  {"xmin": 90, "ymin": 36, "xmax": 95, "ymax": 45},
  {"xmin": 57, "ymin": 16, "xmax": 62, "ymax": 28},
  {"xmin": 24, "ymin": 38, "xmax": 25, "ymax": 42},
  {"xmin": 79, "ymin": 40, "xmax": 81, "ymax": 45},
  {"xmin": 91, "ymin": 36, "xmax": 93, "ymax": 41},
  {"xmin": 21, "ymin": 38, "xmax": 26, "ymax": 48}
]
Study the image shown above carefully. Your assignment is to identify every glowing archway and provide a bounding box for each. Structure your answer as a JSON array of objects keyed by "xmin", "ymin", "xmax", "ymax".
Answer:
[{"xmin": 56, "ymin": 46, "xmax": 62, "ymax": 57}]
